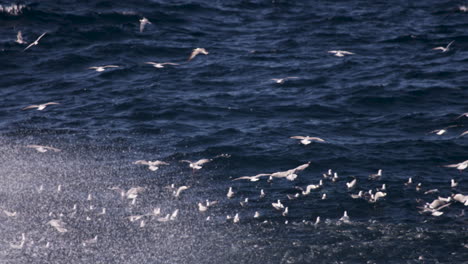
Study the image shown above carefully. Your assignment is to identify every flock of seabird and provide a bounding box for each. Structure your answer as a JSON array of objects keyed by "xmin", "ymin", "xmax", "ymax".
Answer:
[{"xmin": 3, "ymin": 6, "xmax": 466, "ymax": 258}]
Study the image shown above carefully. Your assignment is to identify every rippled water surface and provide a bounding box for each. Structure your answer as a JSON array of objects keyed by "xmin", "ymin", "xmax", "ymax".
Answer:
[{"xmin": 0, "ymin": 1, "xmax": 467, "ymax": 263}]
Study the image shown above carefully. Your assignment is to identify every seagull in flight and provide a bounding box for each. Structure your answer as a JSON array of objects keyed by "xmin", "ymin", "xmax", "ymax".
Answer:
[
  {"xmin": 232, "ymin": 173, "xmax": 271, "ymax": 182},
  {"xmin": 139, "ymin": 17, "xmax": 151, "ymax": 32},
  {"xmin": 134, "ymin": 160, "xmax": 169, "ymax": 171},
  {"xmin": 22, "ymin": 102, "xmax": 59, "ymax": 111},
  {"xmin": 432, "ymin": 40, "xmax": 454, "ymax": 53},
  {"xmin": 145, "ymin": 62, "xmax": 179, "ymax": 68},
  {"xmin": 188, "ymin": 48, "xmax": 208, "ymax": 61},
  {"xmin": 180, "ymin": 159, "xmax": 212, "ymax": 171},
  {"xmin": 290, "ymin": 136, "xmax": 326, "ymax": 145},
  {"xmin": 428, "ymin": 125, "xmax": 460, "ymax": 136},
  {"xmin": 455, "ymin": 113, "xmax": 468, "ymax": 120},
  {"xmin": 16, "ymin": 31, "xmax": 26, "ymax": 44},
  {"xmin": 443, "ymin": 160, "xmax": 468, "ymax": 173},
  {"xmin": 88, "ymin": 65, "xmax": 120, "ymax": 72},
  {"xmin": 271, "ymin": 77, "xmax": 299, "ymax": 84},
  {"xmin": 48, "ymin": 219, "xmax": 68, "ymax": 233},
  {"xmin": 328, "ymin": 50, "xmax": 354, "ymax": 57},
  {"xmin": 23, "ymin": 32, "xmax": 46, "ymax": 51},
  {"xmin": 26, "ymin": 145, "xmax": 61, "ymax": 153}
]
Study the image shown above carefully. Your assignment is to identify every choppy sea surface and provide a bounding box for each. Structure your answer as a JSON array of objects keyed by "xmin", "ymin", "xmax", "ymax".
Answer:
[{"xmin": 0, "ymin": 1, "xmax": 467, "ymax": 263}]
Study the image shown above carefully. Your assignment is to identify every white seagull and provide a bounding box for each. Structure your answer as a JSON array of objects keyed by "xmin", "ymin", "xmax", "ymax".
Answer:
[
  {"xmin": 16, "ymin": 31, "xmax": 26, "ymax": 44},
  {"xmin": 134, "ymin": 160, "xmax": 169, "ymax": 171},
  {"xmin": 23, "ymin": 32, "xmax": 46, "ymax": 51},
  {"xmin": 290, "ymin": 136, "xmax": 326, "ymax": 145},
  {"xmin": 139, "ymin": 17, "xmax": 151, "ymax": 32},
  {"xmin": 369, "ymin": 169, "xmax": 382, "ymax": 180},
  {"xmin": 22, "ymin": 102, "xmax": 59, "ymax": 111},
  {"xmin": 346, "ymin": 178, "xmax": 357, "ymax": 189},
  {"xmin": 48, "ymin": 219, "xmax": 68, "ymax": 233},
  {"xmin": 173, "ymin": 185, "xmax": 190, "ymax": 198},
  {"xmin": 451, "ymin": 179, "xmax": 458, "ymax": 188},
  {"xmin": 26, "ymin": 145, "xmax": 61, "ymax": 153},
  {"xmin": 432, "ymin": 40, "xmax": 454, "ymax": 53},
  {"xmin": 88, "ymin": 65, "xmax": 120, "ymax": 72},
  {"xmin": 428, "ymin": 125, "xmax": 460, "ymax": 136},
  {"xmin": 145, "ymin": 62, "xmax": 179, "ymax": 68},
  {"xmin": 271, "ymin": 77, "xmax": 299, "ymax": 84},
  {"xmin": 180, "ymin": 158, "xmax": 212, "ymax": 171},
  {"xmin": 443, "ymin": 160, "xmax": 468, "ymax": 172},
  {"xmin": 188, "ymin": 48, "xmax": 208, "ymax": 61},
  {"xmin": 272, "ymin": 200, "xmax": 284, "ymax": 210},
  {"xmin": 339, "ymin": 211, "xmax": 350, "ymax": 223},
  {"xmin": 296, "ymin": 180, "xmax": 323, "ymax": 195},
  {"xmin": 458, "ymin": 131, "xmax": 468, "ymax": 138},
  {"xmin": 227, "ymin": 187, "xmax": 235, "ymax": 199},
  {"xmin": 328, "ymin": 50, "xmax": 354, "ymax": 57}
]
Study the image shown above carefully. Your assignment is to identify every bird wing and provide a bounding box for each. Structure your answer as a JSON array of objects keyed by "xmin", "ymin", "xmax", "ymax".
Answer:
[
  {"xmin": 455, "ymin": 113, "xmax": 468, "ymax": 119},
  {"xmin": 161, "ymin": 62, "xmax": 179, "ymax": 65},
  {"xmin": 103, "ymin": 65, "xmax": 119, "ymax": 68},
  {"xmin": 22, "ymin": 105, "xmax": 38, "ymax": 110},
  {"xmin": 44, "ymin": 102, "xmax": 60, "ymax": 106},
  {"xmin": 36, "ymin": 32, "xmax": 47, "ymax": 42},
  {"xmin": 145, "ymin": 62, "xmax": 157, "ymax": 65},
  {"xmin": 188, "ymin": 50, "xmax": 198, "ymax": 61},
  {"xmin": 459, "ymin": 131, "xmax": 468, "ymax": 137},
  {"xmin": 180, "ymin": 160, "xmax": 192, "ymax": 164},
  {"xmin": 23, "ymin": 42, "xmax": 35, "ymax": 51},
  {"xmin": 446, "ymin": 40, "xmax": 455, "ymax": 49},
  {"xmin": 308, "ymin": 137, "xmax": 326, "ymax": 142},
  {"xmin": 134, "ymin": 160, "xmax": 149, "ymax": 165},
  {"xmin": 195, "ymin": 159, "xmax": 212, "ymax": 165},
  {"xmin": 290, "ymin": 136, "xmax": 306, "ymax": 140},
  {"xmin": 342, "ymin": 51, "xmax": 354, "ymax": 54},
  {"xmin": 328, "ymin": 51, "xmax": 338, "ymax": 54},
  {"xmin": 45, "ymin": 146, "xmax": 61, "ymax": 152},
  {"xmin": 443, "ymin": 164, "xmax": 459, "ymax": 168},
  {"xmin": 26, "ymin": 145, "xmax": 43, "ymax": 149}
]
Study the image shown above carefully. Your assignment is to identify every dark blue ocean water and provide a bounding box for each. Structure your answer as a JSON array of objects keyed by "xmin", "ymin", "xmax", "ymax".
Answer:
[{"xmin": 0, "ymin": 1, "xmax": 467, "ymax": 263}]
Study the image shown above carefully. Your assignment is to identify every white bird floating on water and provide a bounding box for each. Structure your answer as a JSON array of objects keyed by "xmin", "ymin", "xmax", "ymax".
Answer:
[
  {"xmin": 139, "ymin": 17, "xmax": 151, "ymax": 32},
  {"xmin": 290, "ymin": 136, "xmax": 326, "ymax": 145},
  {"xmin": 82, "ymin": 235, "xmax": 98, "ymax": 247},
  {"xmin": 26, "ymin": 145, "xmax": 61, "ymax": 153},
  {"xmin": 88, "ymin": 65, "xmax": 120, "ymax": 72},
  {"xmin": 188, "ymin": 48, "xmax": 208, "ymax": 61},
  {"xmin": 432, "ymin": 40, "xmax": 454, "ymax": 52},
  {"xmin": 451, "ymin": 179, "xmax": 458, "ymax": 188},
  {"xmin": 346, "ymin": 178, "xmax": 357, "ymax": 189},
  {"xmin": 23, "ymin": 32, "xmax": 46, "ymax": 51},
  {"xmin": 23, "ymin": 102, "xmax": 59, "ymax": 111},
  {"xmin": 271, "ymin": 77, "xmax": 299, "ymax": 84},
  {"xmin": 145, "ymin": 62, "xmax": 179, "ymax": 68},
  {"xmin": 254, "ymin": 211, "xmax": 260, "ymax": 218},
  {"xmin": 369, "ymin": 169, "xmax": 382, "ymax": 180},
  {"xmin": 272, "ymin": 200, "xmax": 284, "ymax": 210},
  {"xmin": 227, "ymin": 187, "xmax": 235, "ymax": 199},
  {"xmin": 173, "ymin": 186, "xmax": 190, "ymax": 198},
  {"xmin": 350, "ymin": 191, "xmax": 363, "ymax": 199},
  {"xmin": 16, "ymin": 31, "xmax": 26, "ymax": 44},
  {"xmin": 134, "ymin": 160, "xmax": 169, "ymax": 171},
  {"xmin": 233, "ymin": 213, "xmax": 240, "ymax": 224},
  {"xmin": 10, "ymin": 233, "xmax": 25, "ymax": 249},
  {"xmin": 339, "ymin": 211, "xmax": 350, "ymax": 223},
  {"xmin": 328, "ymin": 50, "xmax": 354, "ymax": 57}
]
